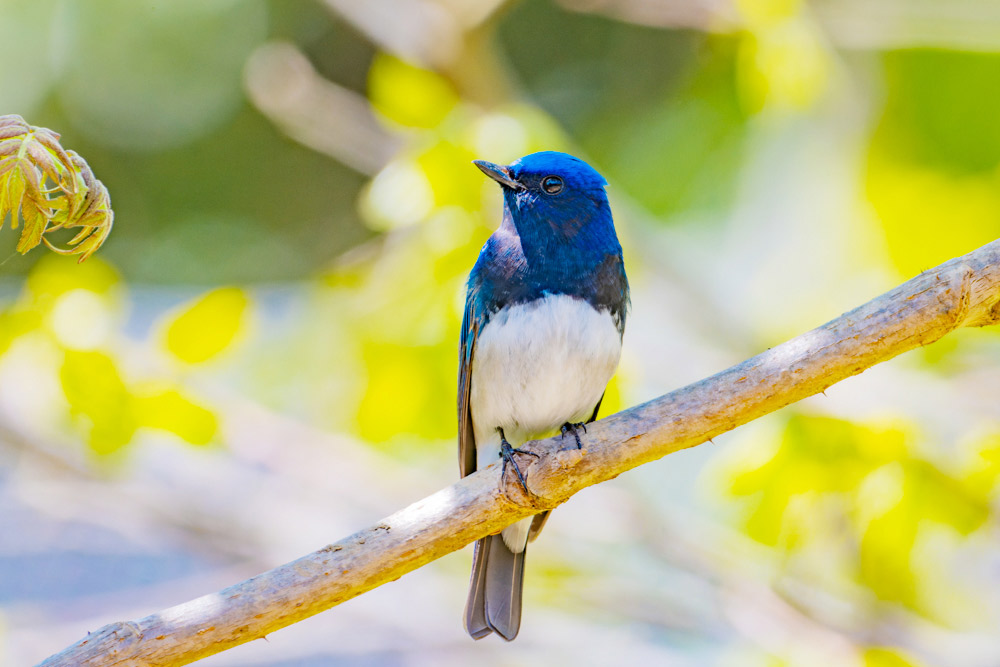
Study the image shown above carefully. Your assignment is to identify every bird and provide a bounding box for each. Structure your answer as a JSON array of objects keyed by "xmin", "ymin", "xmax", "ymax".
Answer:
[{"xmin": 458, "ymin": 151, "xmax": 629, "ymax": 641}]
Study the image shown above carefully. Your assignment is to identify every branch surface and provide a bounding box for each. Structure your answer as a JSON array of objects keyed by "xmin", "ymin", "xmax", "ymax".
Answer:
[{"xmin": 39, "ymin": 239, "xmax": 1000, "ymax": 667}]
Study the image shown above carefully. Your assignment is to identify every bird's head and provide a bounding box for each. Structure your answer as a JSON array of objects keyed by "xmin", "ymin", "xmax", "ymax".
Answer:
[
  {"xmin": 473, "ymin": 151, "xmax": 612, "ymax": 242},
  {"xmin": 473, "ymin": 151, "xmax": 607, "ymax": 197}
]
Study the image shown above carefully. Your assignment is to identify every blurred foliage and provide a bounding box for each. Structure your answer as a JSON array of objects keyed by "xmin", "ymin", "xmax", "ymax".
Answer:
[
  {"xmin": 724, "ymin": 413, "xmax": 997, "ymax": 622},
  {"xmin": 368, "ymin": 54, "xmax": 460, "ymax": 129},
  {"xmin": 0, "ymin": 115, "xmax": 113, "ymax": 261},
  {"xmin": 864, "ymin": 647, "xmax": 921, "ymax": 667},
  {"xmin": 499, "ymin": 2, "xmax": 748, "ymax": 217},
  {"xmin": 0, "ymin": 0, "xmax": 368, "ymax": 282},
  {"xmin": 3, "ymin": 1, "xmax": 1000, "ymax": 664},
  {"xmin": 0, "ymin": 255, "xmax": 228, "ymax": 456},
  {"xmin": 736, "ymin": 0, "xmax": 832, "ymax": 113},
  {"xmin": 56, "ymin": 0, "xmax": 268, "ymax": 152},
  {"xmin": 869, "ymin": 49, "xmax": 1000, "ymax": 278},
  {"xmin": 164, "ymin": 287, "xmax": 249, "ymax": 364}
]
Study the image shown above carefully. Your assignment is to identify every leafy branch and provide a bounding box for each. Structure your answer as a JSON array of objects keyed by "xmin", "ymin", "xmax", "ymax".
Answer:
[
  {"xmin": 0, "ymin": 114, "xmax": 113, "ymax": 262},
  {"xmin": 37, "ymin": 238, "xmax": 1000, "ymax": 666}
]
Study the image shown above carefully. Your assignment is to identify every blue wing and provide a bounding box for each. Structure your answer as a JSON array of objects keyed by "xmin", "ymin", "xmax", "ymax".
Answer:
[{"xmin": 458, "ymin": 281, "xmax": 487, "ymax": 478}]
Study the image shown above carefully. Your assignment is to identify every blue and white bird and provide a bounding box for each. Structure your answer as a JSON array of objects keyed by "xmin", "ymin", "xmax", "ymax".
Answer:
[{"xmin": 459, "ymin": 151, "xmax": 629, "ymax": 640}]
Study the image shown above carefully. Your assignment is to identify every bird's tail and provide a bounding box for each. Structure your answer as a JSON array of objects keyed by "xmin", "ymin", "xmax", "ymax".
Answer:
[{"xmin": 464, "ymin": 534, "xmax": 525, "ymax": 641}]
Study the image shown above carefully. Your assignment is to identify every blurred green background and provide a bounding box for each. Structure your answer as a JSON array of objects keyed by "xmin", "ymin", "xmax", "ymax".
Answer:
[{"xmin": 3, "ymin": 1, "xmax": 1000, "ymax": 665}]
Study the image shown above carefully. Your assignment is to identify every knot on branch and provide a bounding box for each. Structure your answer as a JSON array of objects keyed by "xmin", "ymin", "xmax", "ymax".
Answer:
[
  {"xmin": 63, "ymin": 620, "xmax": 142, "ymax": 663},
  {"xmin": 983, "ymin": 297, "xmax": 1000, "ymax": 327},
  {"xmin": 961, "ymin": 260, "xmax": 1000, "ymax": 327},
  {"xmin": 101, "ymin": 620, "xmax": 142, "ymax": 642},
  {"xmin": 947, "ymin": 264, "xmax": 974, "ymax": 327}
]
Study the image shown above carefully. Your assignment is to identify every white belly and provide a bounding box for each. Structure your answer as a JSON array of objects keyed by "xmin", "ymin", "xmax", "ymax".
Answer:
[
  {"xmin": 470, "ymin": 293, "xmax": 622, "ymax": 467},
  {"xmin": 470, "ymin": 294, "xmax": 622, "ymax": 552}
]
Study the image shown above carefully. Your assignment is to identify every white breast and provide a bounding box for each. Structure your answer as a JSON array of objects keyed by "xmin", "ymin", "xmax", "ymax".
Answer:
[{"xmin": 470, "ymin": 293, "xmax": 622, "ymax": 468}]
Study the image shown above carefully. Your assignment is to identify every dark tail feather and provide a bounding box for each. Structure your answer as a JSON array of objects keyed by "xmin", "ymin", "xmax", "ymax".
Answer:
[
  {"xmin": 484, "ymin": 535, "xmax": 525, "ymax": 640},
  {"xmin": 464, "ymin": 538, "xmax": 492, "ymax": 639},
  {"xmin": 464, "ymin": 534, "xmax": 525, "ymax": 641}
]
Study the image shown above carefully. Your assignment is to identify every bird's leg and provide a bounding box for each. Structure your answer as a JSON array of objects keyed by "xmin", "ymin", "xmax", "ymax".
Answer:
[
  {"xmin": 560, "ymin": 421, "xmax": 587, "ymax": 449},
  {"xmin": 497, "ymin": 427, "xmax": 539, "ymax": 494}
]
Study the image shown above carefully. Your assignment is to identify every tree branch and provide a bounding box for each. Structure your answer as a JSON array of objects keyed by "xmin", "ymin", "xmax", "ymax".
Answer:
[{"xmin": 39, "ymin": 239, "xmax": 1000, "ymax": 667}]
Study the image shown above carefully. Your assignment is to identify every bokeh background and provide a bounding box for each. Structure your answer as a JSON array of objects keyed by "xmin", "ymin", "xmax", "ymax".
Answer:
[{"xmin": 3, "ymin": 0, "xmax": 1000, "ymax": 665}]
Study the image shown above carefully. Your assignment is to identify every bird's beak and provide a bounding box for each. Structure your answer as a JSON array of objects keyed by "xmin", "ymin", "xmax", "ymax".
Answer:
[{"xmin": 473, "ymin": 160, "xmax": 523, "ymax": 190}]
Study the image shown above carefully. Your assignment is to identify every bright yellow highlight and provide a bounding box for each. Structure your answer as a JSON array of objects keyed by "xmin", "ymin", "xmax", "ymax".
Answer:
[
  {"xmin": 738, "ymin": 19, "xmax": 830, "ymax": 113},
  {"xmin": 60, "ymin": 350, "xmax": 137, "ymax": 455},
  {"xmin": 864, "ymin": 647, "xmax": 920, "ymax": 667},
  {"xmin": 867, "ymin": 158, "xmax": 1000, "ymax": 278},
  {"xmin": 60, "ymin": 350, "xmax": 218, "ymax": 454},
  {"xmin": 736, "ymin": 0, "xmax": 802, "ymax": 23},
  {"xmin": 735, "ymin": 0, "xmax": 830, "ymax": 113},
  {"xmin": 26, "ymin": 254, "xmax": 120, "ymax": 299},
  {"xmin": 723, "ymin": 414, "xmax": 991, "ymax": 619},
  {"xmin": 134, "ymin": 387, "xmax": 217, "ymax": 446},
  {"xmin": 368, "ymin": 54, "xmax": 458, "ymax": 129},
  {"xmin": 164, "ymin": 287, "xmax": 249, "ymax": 364},
  {"xmin": 417, "ymin": 141, "xmax": 481, "ymax": 211},
  {"xmin": 355, "ymin": 341, "xmax": 454, "ymax": 444},
  {"xmin": 855, "ymin": 462, "xmax": 905, "ymax": 524}
]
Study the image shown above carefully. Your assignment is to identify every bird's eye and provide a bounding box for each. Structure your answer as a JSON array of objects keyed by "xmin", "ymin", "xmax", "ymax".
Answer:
[{"xmin": 540, "ymin": 175, "xmax": 563, "ymax": 195}]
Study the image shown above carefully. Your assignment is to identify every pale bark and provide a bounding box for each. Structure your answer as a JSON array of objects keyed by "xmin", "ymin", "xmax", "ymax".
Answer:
[{"xmin": 39, "ymin": 239, "xmax": 1000, "ymax": 667}]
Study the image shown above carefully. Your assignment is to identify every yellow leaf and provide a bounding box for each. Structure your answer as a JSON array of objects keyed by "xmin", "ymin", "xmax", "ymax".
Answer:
[
  {"xmin": 16, "ymin": 198, "xmax": 48, "ymax": 254},
  {"xmin": 859, "ymin": 500, "xmax": 918, "ymax": 606},
  {"xmin": 0, "ymin": 138, "xmax": 20, "ymax": 159},
  {"xmin": 60, "ymin": 350, "xmax": 137, "ymax": 456},
  {"xmin": 134, "ymin": 388, "xmax": 217, "ymax": 446},
  {"xmin": 867, "ymin": 157, "xmax": 1000, "ymax": 278},
  {"xmin": 864, "ymin": 647, "xmax": 921, "ymax": 667},
  {"xmin": 26, "ymin": 253, "xmax": 121, "ymax": 299},
  {"xmin": 356, "ymin": 344, "xmax": 428, "ymax": 443},
  {"xmin": 416, "ymin": 141, "xmax": 482, "ymax": 210},
  {"xmin": 164, "ymin": 287, "xmax": 249, "ymax": 363},
  {"xmin": 0, "ymin": 122, "xmax": 114, "ymax": 261},
  {"xmin": 1, "ymin": 162, "xmax": 25, "ymax": 227},
  {"xmin": 597, "ymin": 373, "xmax": 625, "ymax": 418},
  {"xmin": 32, "ymin": 128, "xmax": 76, "ymax": 190},
  {"xmin": 736, "ymin": 17, "xmax": 830, "ymax": 113},
  {"xmin": 737, "ymin": 0, "xmax": 802, "ymax": 24},
  {"xmin": 24, "ymin": 137, "xmax": 61, "ymax": 186},
  {"xmin": 0, "ymin": 114, "xmax": 28, "ymax": 136},
  {"xmin": 368, "ymin": 53, "xmax": 458, "ymax": 128},
  {"xmin": 356, "ymin": 342, "xmax": 452, "ymax": 443}
]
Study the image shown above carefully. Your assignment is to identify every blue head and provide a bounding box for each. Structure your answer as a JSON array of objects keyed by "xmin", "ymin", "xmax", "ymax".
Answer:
[
  {"xmin": 472, "ymin": 152, "xmax": 627, "ymax": 320},
  {"xmin": 473, "ymin": 151, "xmax": 618, "ymax": 262}
]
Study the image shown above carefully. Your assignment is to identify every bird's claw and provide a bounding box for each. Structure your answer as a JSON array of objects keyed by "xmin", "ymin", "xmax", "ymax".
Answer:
[
  {"xmin": 560, "ymin": 421, "xmax": 587, "ymax": 449},
  {"xmin": 497, "ymin": 428, "xmax": 539, "ymax": 494}
]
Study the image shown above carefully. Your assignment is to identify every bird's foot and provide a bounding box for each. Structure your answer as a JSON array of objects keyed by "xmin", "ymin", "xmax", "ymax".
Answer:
[
  {"xmin": 560, "ymin": 421, "xmax": 587, "ymax": 449},
  {"xmin": 497, "ymin": 427, "xmax": 539, "ymax": 494}
]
